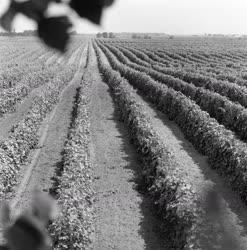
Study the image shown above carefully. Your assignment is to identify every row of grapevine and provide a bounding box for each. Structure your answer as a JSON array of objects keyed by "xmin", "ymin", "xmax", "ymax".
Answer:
[
  {"xmin": 0, "ymin": 46, "xmax": 57, "ymax": 89},
  {"xmin": 49, "ymin": 76, "xmax": 93, "ymax": 250},
  {"xmin": 124, "ymin": 44, "xmax": 247, "ymax": 84},
  {"xmin": 138, "ymin": 45, "xmax": 247, "ymax": 85},
  {"xmin": 94, "ymin": 42, "xmax": 217, "ymax": 249},
  {"xmin": 0, "ymin": 41, "xmax": 87, "ymax": 118},
  {"xmin": 112, "ymin": 43, "xmax": 247, "ymax": 107},
  {"xmin": 109, "ymin": 40, "xmax": 247, "ymax": 84},
  {"xmin": 0, "ymin": 67, "xmax": 58, "ymax": 111},
  {"xmin": 0, "ymin": 63, "xmax": 77, "ymax": 201},
  {"xmin": 96, "ymin": 41, "xmax": 247, "ymax": 205},
  {"xmin": 101, "ymin": 42, "xmax": 247, "ymax": 142},
  {"xmin": 1, "ymin": 45, "xmax": 47, "ymax": 69}
]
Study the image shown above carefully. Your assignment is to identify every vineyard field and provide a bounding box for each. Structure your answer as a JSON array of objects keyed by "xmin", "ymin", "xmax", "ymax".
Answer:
[{"xmin": 1, "ymin": 36, "xmax": 247, "ymax": 250}]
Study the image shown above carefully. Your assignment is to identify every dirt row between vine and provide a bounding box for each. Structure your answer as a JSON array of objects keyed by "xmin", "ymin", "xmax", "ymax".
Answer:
[{"xmin": 88, "ymin": 46, "xmax": 166, "ymax": 250}]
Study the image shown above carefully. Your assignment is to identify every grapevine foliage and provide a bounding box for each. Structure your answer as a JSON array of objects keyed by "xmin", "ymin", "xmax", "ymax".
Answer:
[{"xmin": 0, "ymin": 0, "xmax": 115, "ymax": 52}]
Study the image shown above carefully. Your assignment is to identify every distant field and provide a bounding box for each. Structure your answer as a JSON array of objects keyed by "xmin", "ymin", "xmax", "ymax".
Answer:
[{"xmin": 2, "ymin": 36, "xmax": 247, "ymax": 249}]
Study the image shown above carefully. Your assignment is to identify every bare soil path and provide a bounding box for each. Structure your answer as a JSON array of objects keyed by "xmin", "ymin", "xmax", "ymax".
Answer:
[
  {"xmin": 9, "ymin": 45, "xmax": 87, "ymax": 215},
  {"xmin": 89, "ymin": 48, "xmax": 166, "ymax": 250}
]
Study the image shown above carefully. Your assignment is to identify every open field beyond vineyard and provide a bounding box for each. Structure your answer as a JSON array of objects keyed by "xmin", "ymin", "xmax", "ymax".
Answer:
[{"xmin": 2, "ymin": 36, "xmax": 247, "ymax": 249}]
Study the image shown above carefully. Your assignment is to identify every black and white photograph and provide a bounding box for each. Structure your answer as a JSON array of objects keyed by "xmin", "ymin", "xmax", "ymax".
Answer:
[{"xmin": 1, "ymin": 0, "xmax": 247, "ymax": 249}]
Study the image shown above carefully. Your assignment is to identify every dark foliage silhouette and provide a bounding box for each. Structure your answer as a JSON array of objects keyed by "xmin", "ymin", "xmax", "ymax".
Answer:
[
  {"xmin": 70, "ymin": 0, "xmax": 114, "ymax": 24},
  {"xmin": 0, "ymin": 191, "xmax": 58, "ymax": 250},
  {"xmin": 0, "ymin": 0, "xmax": 115, "ymax": 52},
  {"xmin": 38, "ymin": 16, "xmax": 72, "ymax": 52}
]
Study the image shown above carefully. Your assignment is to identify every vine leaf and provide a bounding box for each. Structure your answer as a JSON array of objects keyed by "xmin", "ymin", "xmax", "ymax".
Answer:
[
  {"xmin": 0, "ymin": 0, "xmax": 116, "ymax": 52},
  {"xmin": 38, "ymin": 16, "xmax": 72, "ymax": 52},
  {"xmin": 69, "ymin": 0, "xmax": 115, "ymax": 24},
  {"xmin": 11, "ymin": 1, "xmax": 43, "ymax": 21},
  {"xmin": 0, "ymin": 7, "xmax": 16, "ymax": 31},
  {"xmin": 0, "ymin": 0, "xmax": 50, "ymax": 31}
]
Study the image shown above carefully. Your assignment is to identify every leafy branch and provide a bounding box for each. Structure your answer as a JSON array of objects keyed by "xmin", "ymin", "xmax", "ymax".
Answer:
[{"xmin": 0, "ymin": 0, "xmax": 115, "ymax": 52}]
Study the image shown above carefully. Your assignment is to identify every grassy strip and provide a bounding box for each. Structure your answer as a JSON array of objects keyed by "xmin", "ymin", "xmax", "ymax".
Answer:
[
  {"xmin": 97, "ymin": 41, "xmax": 247, "ymax": 204},
  {"xmin": 94, "ymin": 42, "xmax": 217, "ymax": 250},
  {"xmin": 49, "ymin": 77, "xmax": 93, "ymax": 250}
]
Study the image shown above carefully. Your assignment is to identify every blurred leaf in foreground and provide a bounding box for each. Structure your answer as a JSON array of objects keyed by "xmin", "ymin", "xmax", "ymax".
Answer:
[
  {"xmin": 69, "ymin": 0, "xmax": 115, "ymax": 24},
  {"xmin": 38, "ymin": 16, "xmax": 72, "ymax": 52}
]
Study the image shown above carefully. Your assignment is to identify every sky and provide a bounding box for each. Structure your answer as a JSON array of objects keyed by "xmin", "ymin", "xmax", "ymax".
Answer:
[{"xmin": 1, "ymin": 0, "xmax": 247, "ymax": 34}]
